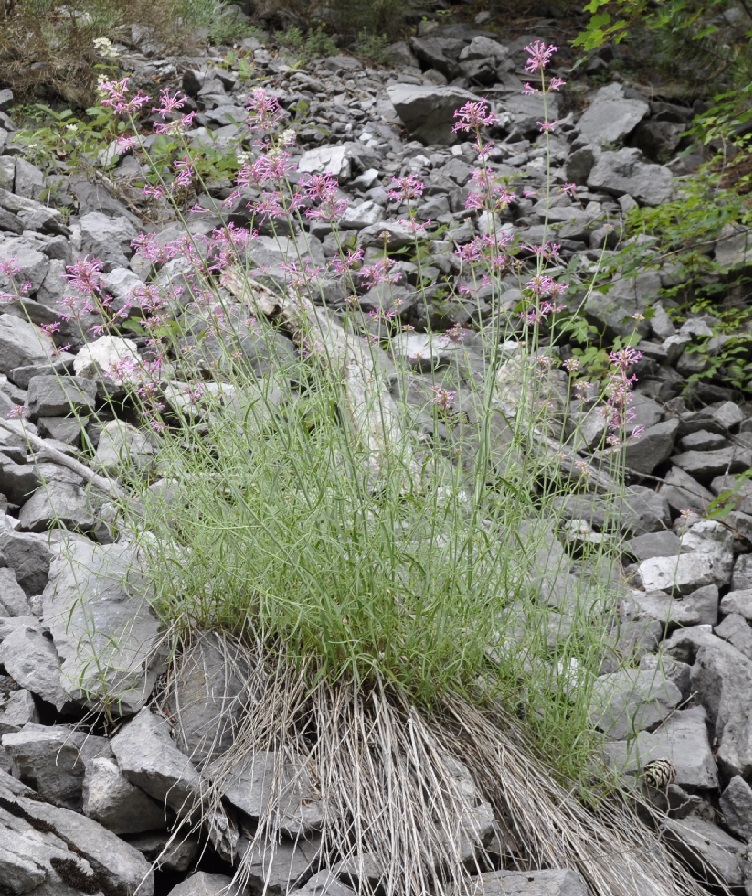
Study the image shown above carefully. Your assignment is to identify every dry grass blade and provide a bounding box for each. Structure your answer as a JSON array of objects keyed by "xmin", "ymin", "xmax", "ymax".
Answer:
[{"xmin": 167, "ymin": 634, "xmax": 722, "ymax": 896}]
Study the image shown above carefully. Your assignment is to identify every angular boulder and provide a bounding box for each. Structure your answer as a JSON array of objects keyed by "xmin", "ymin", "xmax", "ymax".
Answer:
[
  {"xmin": 42, "ymin": 535, "xmax": 164, "ymax": 714},
  {"xmin": 386, "ymin": 84, "xmax": 482, "ymax": 145}
]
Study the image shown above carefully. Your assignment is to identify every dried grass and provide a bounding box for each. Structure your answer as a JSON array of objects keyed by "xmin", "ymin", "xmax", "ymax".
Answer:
[{"xmin": 162, "ymin": 632, "xmax": 722, "ymax": 896}]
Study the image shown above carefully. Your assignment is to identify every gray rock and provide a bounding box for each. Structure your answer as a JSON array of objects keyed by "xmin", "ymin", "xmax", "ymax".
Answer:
[
  {"xmin": 13, "ymin": 158, "xmax": 44, "ymax": 200},
  {"xmin": 714, "ymin": 224, "xmax": 752, "ymax": 269},
  {"xmin": 79, "ymin": 212, "xmax": 138, "ymax": 267},
  {"xmin": 0, "ymin": 189, "xmax": 63, "ymax": 233},
  {"xmin": 386, "ymin": 84, "xmax": 481, "ymax": 145},
  {"xmin": 26, "ymin": 375, "xmax": 97, "ymax": 421},
  {"xmin": 294, "ymin": 870, "xmax": 357, "ymax": 896},
  {"xmin": 589, "ymin": 668, "xmax": 682, "ymax": 739},
  {"xmin": 0, "ymin": 458, "xmax": 81, "ymax": 508},
  {"xmin": 603, "ymin": 706, "xmax": 717, "ymax": 790},
  {"xmin": 129, "ymin": 831, "xmax": 199, "ymax": 872},
  {"xmin": 720, "ymin": 775, "xmax": 752, "ymax": 841},
  {"xmin": 0, "ymin": 689, "xmax": 38, "ymax": 736},
  {"xmin": 69, "ymin": 173, "xmax": 142, "ymax": 224},
  {"xmin": 110, "ymin": 707, "xmax": 202, "ymax": 815},
  {"xmin": 0, "ymin": 615, "xmax": 39, "ymax": 644},
  {"xmin": 2, "ymin": 722, "xmax": 111, "ymax": 809},
  {"xmin": 0, "ymin": 766, "xmax": 154, "ymax": 896},
  {"xmin": 689, "ymin": 634, "xmax": 752, "ymax": 776},
  {"xmin": 500, "ymin": 92, "xmax": 559, "ymax": 140},
  {"xmin": 638, "ymin": 520, "xmax": 734, "ymax": 594},
  {"xmin": 672, "ymin": 445, "xmax": 752, "ymax": 482},
  {"xmin": 716, "ymin": 613, "xmax": 752, "ymax": 660},
  {"xmin": 210, "ymin": 750, "xmax": 325, "ymax": 837},
  {"xmin": 662, "ymin": 816, "xmax": 745, "ymax": 888},
  {"xmin": 17, "ymin": 480, "xmax": 97, "ymax": 534},
  {"xmin": 93, "ymin": 418, "xmax": 157, "ymax": 476},
  {"xmin": 679, "ymin": 430, "xmax": 729, "ymax": 452},
  {"xmin": 339, "ymin": 200, "xmax": 384, "ymax": 229},
  {"xmin": 166, "ymin": 631, "xmax": 250, "ymax": 768},
  {"xmin": 627, "ymin": 531, "xmax": 681, "ymax": 561},
  {"xmin": 0, "ymin": 237, "xmax": 50, "ymax": 294},
  {"xmin": 36, "ymin": 416, "xmax": 86, "ymax": 446},
  {"xmin": 659, "ymin": 465, "xmax": 714, "ymax": 515},
  {"xmin": 583, "ymin": 274, "xmax": 657, "ymax": 339},
  {"xmin": 565, "ymin": 146, "xmax": 595, "ymax": 184},
  {"xmin": 721, "ymin": 589, "xmax": 752, "ymax": 620},
  {"xmin": 298, "ymin": 145, "xmax": 351, "ymax": 179},
  {"xmin": 639, "ymin": 654, "xmax": 691, "ymax": 698},
  {"xmin": 0, "ymin": 624, "xmax": 68, "ymax": 709},
  {"xmin": 466, "ymin": 869, "xmax": 588, "ymax": 895},
  {"xmin": 710, "ymin": 400, "xmax": 745, "ymax": 430},
  {"xmin": 623, "ymin": 419, "xmax": 678, "ymax": 475},
  {"xmin": 72, "ymin": 334, "xmax": 141, "ymax": 381},
  {"xmin": 0, "ymin": 314, "xmax": 55, "ymax": 377},
  {"xmin": 243, "ymin": 232, "xmax": 325, "ymax": 287},
  {"xmin": 458, "ymin": 36, "xmax": 511, "ymax": 84},
  {"xmin": 587, "ymin": 148, "xmax": 674, "ymax": 206},
  {"xmin": 167, "ymin": 872, "xmax": 242, "ymax": 896},
  {"xmin": 408, "ymin": 35, "xmax": 462, "ymax": 79},
  {"xmin": 552, "ymin": 487, "xmax": 670, "ymax": 536},
  {"xmin": 577, "ymin": 83, "xmax": 649, "ymax": 146},
  {"xmin": 710, "ymin": 472, "xmax": 752, "ymax": 515},
  {"xmin": 733, "ymin": 553, "xmax": 752, "ymax": 591},
  {"xmin": 83, "ymin": 755, "xmax": 168, "ymax": 833},
  {"xmin": 237, "ymin": 835, "xmax": 323, "ymax": 892},
  {"xmin": 42, "ymin": 536, "xmax": 163, "ymax": 714},
  {"xmin": 630, "ymin": 583, "xmax": 718, "ymax": 627},
  {"xmin": 0, "ymin": 567, "xmax": 30, "ymax": 616}
]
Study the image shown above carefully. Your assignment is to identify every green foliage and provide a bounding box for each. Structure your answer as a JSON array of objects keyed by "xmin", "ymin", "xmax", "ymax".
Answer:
[
  {"xmin": 276, "ymin": 24, "xmax": 338, "ymax": 61},
  {"xmin": 13, "ymin": 102, "xmax": 122, "ymax": 178},
  {"xmin": 353, "ymin": 29, "xmax": 392, "ymax": 65},
  {"xmin": 207, "ymin": 6, "xmax": 264, "ymax": 44},
  {"xmin": 143, "ymin": 130, "xmax": 244, "ymax": 200},
  {"xmin": 573, "ymin": 0, "xmax": 752, "ymax": 107},
  {"xmin": 0, "ymin": 0, "xmax": 227, "ymax": 104},
  {"xmin": 592, "ymin": 167, "xmax": 752, "ymax": 395},
  {"xmin": 217, "ymin": 47, "xmax": 258, "ymax": 81}
]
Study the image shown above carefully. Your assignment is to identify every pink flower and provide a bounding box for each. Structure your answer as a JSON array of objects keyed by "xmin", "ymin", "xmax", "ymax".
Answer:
[
  {"xmin": 173, "ymin": 156, "xmax": 195, "ymax": 189},
  {"xmin": 114, "ymin": 134, "xmax": 140, "ymax": 155},
  {"xmin": 245, "ymin": 89, "xmax": 285, "ymax": 132},
  {"xmin": 525, "ymin": 274, "xmax": 568, "ymax": 299},
  {"xmin": 154, "ymin": 112, "xmax": 196, "ymax": 135},
  {"xmin": 238, "ymin": 152, "xmax": 294, "ymax": 187},
  {"xmin": 99, "ymin": 78, "xmax": 151, "ymax": 116},
  {"xmin": 358, "ymin": 258, "xmax": 397, "ymax": 288},
  {"xmin": 64, "ymin": 256, "xmax": 104, "ymax": 293},
  {"xmin": 300, "ymin": 172, "xmax": 348, "ymax": 221},
  {"xmin": 153, "ymin": 88, "xmax": 188, "ymax": 119},
  {"xmin": 524, "ymin": 40, "xmax": 557, "ymax": 73},
  {"xmin": 330, "ymin": 247, "xmax": 364, "ymax": 275},
  {"xmin": 143, "ymin": 184, "xmax": 167, "ymax": 200},
  {"xmin": 537, "ymin": 119, "xmax": 559, "ymax": 133},
  {"xmin": 431, "ymin": 387, "xmax": 456, "ymax": 412},
  {"xmin": 386, "ymin": 175, "xmax": 425, "ymax": 202},
  {"xmin": 452, "ymin": 100, "xmax": 497, "ymax": 133}
]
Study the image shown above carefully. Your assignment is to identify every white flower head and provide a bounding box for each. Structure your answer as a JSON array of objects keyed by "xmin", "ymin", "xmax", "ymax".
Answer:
[{"xmin": 93, "ymin": 37, "xmax": 119, "ymax": 59}]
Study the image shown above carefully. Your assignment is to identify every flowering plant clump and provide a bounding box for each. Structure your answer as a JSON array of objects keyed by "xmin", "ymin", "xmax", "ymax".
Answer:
[{"xmin": 16, "ymin": 44, "xmax": 651, "ymax": 841}]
